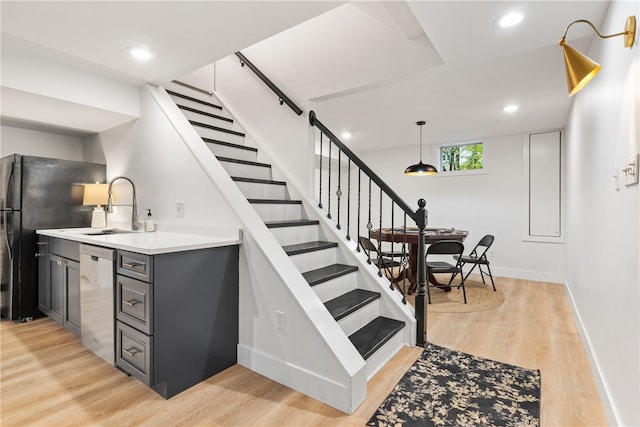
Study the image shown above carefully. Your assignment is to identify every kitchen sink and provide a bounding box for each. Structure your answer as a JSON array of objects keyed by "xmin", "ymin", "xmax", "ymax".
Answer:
[{"xmin": 82, "ymin": 229, "xmax": 136, "ymax": 236}]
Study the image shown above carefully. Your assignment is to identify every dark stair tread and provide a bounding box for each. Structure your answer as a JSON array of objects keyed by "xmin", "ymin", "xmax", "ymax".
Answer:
[
  {"xmin": 283, "ymin": 241, "xmax": 338, "ymax": 256},
  {"xmin": 190, "ymin": 120, "xmax": 246, "ymax": 137},
  {"xmin": 349, "ymin": 317, "xmax": 405, "ymax": 360},
  {"xmin": 166, "ymin": 89, "xmax": 222, "ymax": 110},
  {"xmin": 231, "ymin": 176, "xmax": 286, "ymax": 185},
  {"xmin": 217, "ymin": 156, "xmax": 271, "ymax": 168},
  {"xmin": 178, "ymin": 104, "xmax": 233, "ymax": 123},
  {"xmin": 265, "ymin": 219, "xmax": 319, "ymax": 228},
  {"xmin": 204, "ymin": 138, "xmax": 257, "ymax": 153},
  {"xmin": 248, "ymin": 198, "xmax": 302, "ymax": 205},
  {"xmin": 324, "ymin": 289, "xmax": 380, "ymax": 321},
  {"xmin": 302, "ymin": 263, "xmax": 358, "ymax": 286}
]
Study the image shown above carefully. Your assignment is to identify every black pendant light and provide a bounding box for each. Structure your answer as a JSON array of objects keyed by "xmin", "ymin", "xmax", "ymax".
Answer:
[{"xmin": 404, "ymin": 121, "xmax": 438, "ymax": 176}]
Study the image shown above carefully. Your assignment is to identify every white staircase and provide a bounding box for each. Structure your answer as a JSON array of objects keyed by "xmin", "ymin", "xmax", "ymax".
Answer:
[{"xmin": 160, "ymin": 81, "xmax": 414, "ymax": 411}]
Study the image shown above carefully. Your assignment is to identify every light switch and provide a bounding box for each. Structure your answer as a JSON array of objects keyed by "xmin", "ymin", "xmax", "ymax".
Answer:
[
  {"xmin": 176, "ymin": 201, "xmax": 185, "ymax": 218},
  {"xmin": 623, "ymin": 153, "xmax": 639, "ymax": 186}
]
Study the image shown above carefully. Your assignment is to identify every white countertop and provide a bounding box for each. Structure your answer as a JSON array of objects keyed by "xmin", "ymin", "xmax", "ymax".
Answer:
[{"xmin": 37, "ymin": 228, "xmax": 242, "ymax": 255}]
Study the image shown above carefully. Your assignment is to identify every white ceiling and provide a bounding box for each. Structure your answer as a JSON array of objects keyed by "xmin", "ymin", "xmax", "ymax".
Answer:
[{"xmin": 1, "ymin": 0, "xmax": 613, "ymax": 152}]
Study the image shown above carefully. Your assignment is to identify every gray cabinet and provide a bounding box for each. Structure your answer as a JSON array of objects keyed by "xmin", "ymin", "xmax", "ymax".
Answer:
[
  {"xmin": 115, "ymin": 245, "xmax": 239, "ymax": 399},
  {"xmin": 38, "ymin": 237, "xmax": 82, "ymax": 336}
]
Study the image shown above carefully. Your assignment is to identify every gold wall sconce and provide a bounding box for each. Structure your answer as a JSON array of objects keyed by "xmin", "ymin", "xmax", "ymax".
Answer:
[{"xmin": 559, "ymin": 15, "xmax": 636, "ymax": 96}]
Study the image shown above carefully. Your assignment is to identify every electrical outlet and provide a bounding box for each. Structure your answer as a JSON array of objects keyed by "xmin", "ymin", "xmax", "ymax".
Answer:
[
  {"xmin": 275, "ymin": 311, "xmax": 286, "ymax": 331},
  {"xmin": 175, "ymin": 201, "xmax": 185, "ymax": 218}
]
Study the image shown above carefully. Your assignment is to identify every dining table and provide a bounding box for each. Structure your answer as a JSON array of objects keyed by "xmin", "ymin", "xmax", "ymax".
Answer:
[{"xmin": 369, "ymin": 227, "xmax": 468, "ymax": 294}]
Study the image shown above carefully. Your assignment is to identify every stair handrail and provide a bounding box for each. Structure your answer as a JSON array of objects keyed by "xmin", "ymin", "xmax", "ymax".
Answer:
[
  {"xmin": 235, "ymin": 51, "xmax": 303, "ymax": 116},
  {"xmin": 309, "ymin": 110, "xmax": 428, "ymax": 345},
  {"xmin": 309, "ymin": 111, "xmax": 416, "ymax": 221}
]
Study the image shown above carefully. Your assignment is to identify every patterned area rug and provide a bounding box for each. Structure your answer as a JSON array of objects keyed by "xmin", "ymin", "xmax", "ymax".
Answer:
[{"xmin": 368, "ymin": 343, "xmax": 541, "ymax": 426}]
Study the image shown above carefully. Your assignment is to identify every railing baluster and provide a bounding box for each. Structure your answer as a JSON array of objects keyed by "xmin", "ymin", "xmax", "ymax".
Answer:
[
  {"xmin": 366, "ymin": 177, "xmax": 373, "ymax": 265},
  {"xmin": 377, "ymin": 188, "xmax": 383, "ymax": 277},
  {"xmin": 346, "ymin": 159, "xmax": 351, "ymax": 241},
  {"xmin": 327, "ymin": 140, "xmax": 332, "ymax": 219},
  {"xmin": 336, "ymin": 150, "xmax": 342, "ymax": 230},
  {"xmin": 402, "ymin": 214, "xmax": 408, "ymax": 304},
  {"xmin": 356, "ymin": 168, "xmax": 361, "ymax": 252},
  {"xmin": 318, "ymin": 133, "xmax": 323, "ymax": 209},
  {"xmin": 390, "ymin": 201, "xmax": 395, "ymax": 291}
]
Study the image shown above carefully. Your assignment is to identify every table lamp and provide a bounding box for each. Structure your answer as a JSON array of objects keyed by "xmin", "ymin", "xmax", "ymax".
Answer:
[{"xmin": 83, "ymin": 183, "xmax": 109, "ymax": 228}]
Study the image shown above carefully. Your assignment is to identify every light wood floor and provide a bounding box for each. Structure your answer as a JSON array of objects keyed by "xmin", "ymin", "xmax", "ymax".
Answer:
[{"xmin": 1, "ymin": 276, "xmax": 607, "ymax": 426}]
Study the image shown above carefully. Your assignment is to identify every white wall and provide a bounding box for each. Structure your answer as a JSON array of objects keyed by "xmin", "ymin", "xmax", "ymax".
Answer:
[
  {"xmin": 83, "ymin": 86, "xmax": 242, "ymax": 235},
  {"xmin": 1, "ymin": 125, "xmax": 85, "ymax": 162},
  {"xmin": 213, "ymin": 55, "xmax": 314, "ymax": 196},
  {"xmin": 359, "ymin": 133, "xmax": 565, "ymax": 282},
  {"xmin": 563, "ymin": 1, "xmax": 639, "ymax": 425}
]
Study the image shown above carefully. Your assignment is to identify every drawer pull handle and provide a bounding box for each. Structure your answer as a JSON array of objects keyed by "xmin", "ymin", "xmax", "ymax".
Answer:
[
  {"xmin": 123, "ymin": 347, "xmax": 140, "ymax": 357},
  {"xmin": 122, "ymin": 299, "xmax": 139, "ymax": 307},
  {"xmin": 36, "ymin": 241, "xmax": 48, "ymax": 246},
  {"xmin": 35, "ymin": 253, "xmax": 42, "ymax": 258},
  {"xmin": 56, "ymin": 260, "xmax": 66, "ymax": 266},
  {"xmin": 122, "ymin": 262, "xmax": 143, "ymax": 269}
]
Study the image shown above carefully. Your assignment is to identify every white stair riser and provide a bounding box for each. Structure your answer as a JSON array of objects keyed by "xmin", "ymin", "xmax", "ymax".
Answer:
[
  {"xmin": 310, "ymin": 273, "xmax": 358, "ymax": 303},
  {"xmin": 234, "ymin": 181, "xmax": 287, "ymax": 200},
  {"xmin": 290, "ymin": 248, "xmax": 337, "ymax": 272},
  {"xmin": 207, "ymin": 144, "xmax": 257, "ymax": 163},
  {"xmin": 337, "ymin": 299, "xmax": 379, "ymax": 337},
  {"xmin": 193, "ymin": 126, "xmax": 245, "ymax": 145},
  {"xmin": 164, "ymin": 82, "xmax": 222, "ymax": 104},
  {"xmin": 364, "ymin": 328, "xmax": 405, "ymax": 381},
  {"xmin": 220, "ymin": 162, "xmax": 272, "ymax": 181},
  {"xmin": 270, "ymin": 225, "xmax": 319, "ymax": 246},
  {"xmin": 180, "ymin": 109, "xmax": 235, "ymax": 130},
  {"xmin": 252, "ymin": 203, "xmax": 304, "ymax": 222},
  {"xmin": 169, "ymin": 96, "xmax": 232, "ymax": 120}
]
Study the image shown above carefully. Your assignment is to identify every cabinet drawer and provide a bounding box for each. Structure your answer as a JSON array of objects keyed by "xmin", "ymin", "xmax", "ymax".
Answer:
[
  {"xmin": 50, "ymin": 238, "xmax": 80, "ymax": 262},
  {"xmin": 116, "ymin": 321, "xmax": 152, "ymax": 386},
  {"xmin": 117, "ymin": 251, "xmax": 153, "ymax": 282},
  {"xmin": 116, "ymin": 275, "xmax": 152, "ymax": 334}
]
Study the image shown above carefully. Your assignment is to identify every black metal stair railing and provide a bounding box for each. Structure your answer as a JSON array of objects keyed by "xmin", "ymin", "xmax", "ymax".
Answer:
[
  {"xmin": 309, "ymin": 110, "xmax": 429, "ymax": 345},
  {"xmin": 235, "ymin": 52, "xmax": 303, "ymax": 116}
]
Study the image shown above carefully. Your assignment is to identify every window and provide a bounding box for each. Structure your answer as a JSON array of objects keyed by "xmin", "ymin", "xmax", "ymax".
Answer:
[{"xmin": 437, "ymin": 141, "xmax": 484, "ymax": 173}]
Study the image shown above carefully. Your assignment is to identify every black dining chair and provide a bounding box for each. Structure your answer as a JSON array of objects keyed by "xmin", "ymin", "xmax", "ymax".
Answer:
[
  {"xmin": 425, "ymin": 240, "xmax": 466, "ymax": 303},
  {"xmin": 359, "ymin": 236, "xmax": 406, "ymax": 284},
  {"xmin": 454, "ymin": 234, "xmax": 496, "ymax": 291}
]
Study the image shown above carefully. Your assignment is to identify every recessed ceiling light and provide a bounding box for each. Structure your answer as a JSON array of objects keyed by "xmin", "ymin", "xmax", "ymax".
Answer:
[
  {"xmin": 127, "ymin": 46, "xmax": 153, "ymax": 61},
  {"xmin": 498, "ymin": 12, "xmax": 524, "ymax": 28},
  {"xmin": 341, "ymin": 131, "xmax": 352, "ymax": 140},
  {"xmin": 503, "ymin": 104, "xmax": 519, "ymax": 113}
]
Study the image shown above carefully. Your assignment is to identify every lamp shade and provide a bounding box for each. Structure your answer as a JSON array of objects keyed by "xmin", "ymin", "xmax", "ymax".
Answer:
[
  {"xmin": 562, "ymin": 43, "xmax": 601, "ymax": 96},
  {"xmin": 83, "ymin": 183, "xmax": 109, "ymax": 206},
  {"xmin": 404, "ymin": 162, "xmax": 438, "ymax": 175},
  {"xmin": 404, "ymin": 120, "xmax": 438, "ymax": 176}
]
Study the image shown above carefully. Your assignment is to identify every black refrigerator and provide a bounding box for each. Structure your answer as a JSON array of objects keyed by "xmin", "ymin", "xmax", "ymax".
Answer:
[{"xmin": 1, "ymin": 154, "xmax": 106, "ymax": 321}]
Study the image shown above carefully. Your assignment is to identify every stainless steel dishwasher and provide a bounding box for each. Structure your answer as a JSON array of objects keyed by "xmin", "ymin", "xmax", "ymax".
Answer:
[{"xmin": 79, "ymin": 244, "xmax": 115, "ymax": 365}]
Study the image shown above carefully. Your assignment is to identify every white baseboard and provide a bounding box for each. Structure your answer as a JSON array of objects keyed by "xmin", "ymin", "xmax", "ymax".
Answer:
[
  {"xmin": 490, "ymin": 266, "xmax": 563, "ymax": 284},
  {"xmin": 237, "ymin": 344, "xmax": 366, "ymax": 414},
  {"xmin": 562, "ymin": 278, "xmax": 617, "ymax": 426}
]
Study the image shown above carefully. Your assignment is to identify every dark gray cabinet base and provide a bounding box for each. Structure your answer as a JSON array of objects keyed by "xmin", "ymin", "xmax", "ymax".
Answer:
[{"xmin": 115, "ymin": 245, "xmax": 239, "ymax": 399}]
